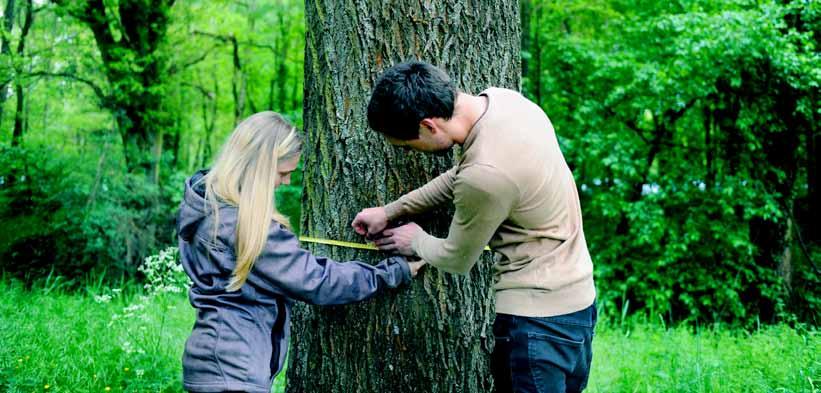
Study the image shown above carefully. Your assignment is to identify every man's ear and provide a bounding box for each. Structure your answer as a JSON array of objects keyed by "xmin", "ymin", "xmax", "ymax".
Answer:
[{"xmin": 419, "ymin": 118, "xmax": 437, "ymax": 134}]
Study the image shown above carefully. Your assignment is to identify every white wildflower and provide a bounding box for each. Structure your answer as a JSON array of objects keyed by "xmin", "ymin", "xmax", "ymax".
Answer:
[{"xmin": 94, "ymin": 294, "xmax": 112, "ymax": 304}]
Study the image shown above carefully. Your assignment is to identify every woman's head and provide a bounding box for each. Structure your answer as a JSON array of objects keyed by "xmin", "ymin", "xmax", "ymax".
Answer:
[{"xmin": 204, "ymin": 111, "xmax": 302, "ymax": 291}]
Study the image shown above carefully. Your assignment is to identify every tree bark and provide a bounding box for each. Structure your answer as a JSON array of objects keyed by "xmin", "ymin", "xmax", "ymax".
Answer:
[{"xmin": 287, "ymin": 1, "xmax": 520, "ymax": 392}]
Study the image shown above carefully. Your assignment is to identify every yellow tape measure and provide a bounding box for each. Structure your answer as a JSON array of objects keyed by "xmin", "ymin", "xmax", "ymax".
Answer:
[
  {"xmin": 298, "ymin": 236, "xmax": 379, "ymax": 251},
  {"xmin": 298, "ymin": 236, "xmax": 491, "ymax": 251}
]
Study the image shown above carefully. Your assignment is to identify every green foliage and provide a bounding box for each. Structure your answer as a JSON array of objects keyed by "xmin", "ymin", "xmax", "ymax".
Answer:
[
  {"xmin": 277, "ymin": 161, "xmax": 304, "ymax": 233},
  {"xmin": 0, "ymin": 143, "xmax": 173, "ymax": 281},
  {"xmin": 522, "ymin": 0, "xmax": 819, "ymax": 324},
  {"xmin": 0, "ymin": 0, "xmax": 306, "ymax": 282}
]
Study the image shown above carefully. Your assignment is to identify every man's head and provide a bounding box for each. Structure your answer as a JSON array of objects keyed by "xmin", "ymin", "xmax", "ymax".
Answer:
[{"xmin": 367, "ymin": 61, "xmax": 458, "ymax": 152}]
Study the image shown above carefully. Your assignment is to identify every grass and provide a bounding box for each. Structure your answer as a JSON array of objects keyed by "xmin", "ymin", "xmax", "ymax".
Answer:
[
  {"xmin": 0, "ymin": 279, "xmax": 817, "ymax": 393},
  {"xmin": 588, "ymin": 323, "xmax": 818, "ymax": 392}
]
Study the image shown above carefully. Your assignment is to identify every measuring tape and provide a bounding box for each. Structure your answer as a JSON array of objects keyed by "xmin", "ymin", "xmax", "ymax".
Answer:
[
  {"xmin": 298, "ymin": 236, "xmax": 491, "ymax": 251},
  {"xmin": 298, "ymin": 236, "xmax": 379, "ymax": 251}
]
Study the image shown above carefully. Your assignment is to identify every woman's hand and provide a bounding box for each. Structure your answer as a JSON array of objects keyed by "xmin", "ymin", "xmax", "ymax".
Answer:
[{"xmin": 407, "ymin": 259, "xmax": 427, "ymax": 277}]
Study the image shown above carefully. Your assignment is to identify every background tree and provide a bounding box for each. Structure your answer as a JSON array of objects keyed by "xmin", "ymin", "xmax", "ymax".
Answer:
[
  {"xmin": 52, "ymin": 0, "xmax": 175, "ymax": 178},
  {"xmin": 286, "ymin": 1, "xmax": 520, "ymax": 392}
]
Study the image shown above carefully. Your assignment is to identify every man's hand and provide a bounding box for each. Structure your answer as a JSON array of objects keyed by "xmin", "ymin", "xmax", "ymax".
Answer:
[
  {"xmin": 352, "ymin": 207, "xmax": 388, "ymax": 237},
  {"xmin": 373, "ymin": 222, "xmax": 423, "ymax": 256}
]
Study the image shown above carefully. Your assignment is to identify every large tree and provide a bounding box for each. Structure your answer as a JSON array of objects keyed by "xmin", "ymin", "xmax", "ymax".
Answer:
[
  {"xmin": 287, "ymin": 1, "xmax": 520, "ymax": 392},
  {"xmin": 53, "ymin": 0, "xmax": 175, "ymax": 178}
]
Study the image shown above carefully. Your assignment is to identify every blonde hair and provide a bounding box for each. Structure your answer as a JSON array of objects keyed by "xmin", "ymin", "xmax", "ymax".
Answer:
[{"xmin": 203, "ymin": 111, "xmax": 302, "ymax": 291}]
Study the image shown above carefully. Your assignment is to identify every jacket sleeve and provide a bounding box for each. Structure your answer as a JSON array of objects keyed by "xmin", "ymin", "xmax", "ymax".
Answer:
[{"xmin": 246, "ymin": 223, "xmax": 412, "ymax": 305}]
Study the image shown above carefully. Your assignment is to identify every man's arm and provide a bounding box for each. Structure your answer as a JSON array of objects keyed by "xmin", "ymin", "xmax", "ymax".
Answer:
[
  {"xmin": 380, "ymin": 164, "xmax": 518, "ymax": 274},
  {"xmin": 384, "ymin": 166, "xmax": 458, "ymax": 220},
  {"xmin": 353, "ymin": 166, "xmax": 457, "ymax": 236}
]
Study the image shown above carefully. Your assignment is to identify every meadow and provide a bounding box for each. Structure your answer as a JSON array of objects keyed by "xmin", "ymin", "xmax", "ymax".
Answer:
[{"xmin": 1, "ymin": 277, "xmax": 817, "ymax": 393}]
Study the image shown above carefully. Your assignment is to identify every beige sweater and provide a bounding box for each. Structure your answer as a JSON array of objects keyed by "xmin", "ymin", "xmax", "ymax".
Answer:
[{"xmin": 384, "ymin": 88, "xmax": 595, "ymax": 317}]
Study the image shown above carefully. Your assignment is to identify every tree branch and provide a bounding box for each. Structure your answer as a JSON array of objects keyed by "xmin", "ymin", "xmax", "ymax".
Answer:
[
  {"xmin": 192, "ymin": 29, "xmax": 233, "ymax": 43},
  {"xmin": 28, "ymin": 71, "xmax": 109, "ymax": 103},
  {"xmin": 167, "ymin": 43, "xmax": 218, "ymax": 75},
  {"xmin": 15, "ymin": 0, "xmax": 32, "ymax": 55},
  {"xmin": 605, "ymin": 97, "xmax": 702, "ymax": 152},
  {"xmin": 192, "ymin": 30, "xmax": 276, "ymax": 53},
  {"xmin": 180, "ymin": 81, "xmax": 213, "ymax": 98}
]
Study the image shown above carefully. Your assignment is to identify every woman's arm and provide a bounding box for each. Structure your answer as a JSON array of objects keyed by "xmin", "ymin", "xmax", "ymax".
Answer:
[{"xmin": 245, "ymin": 223, "xmax": 412, "ymax": 305}]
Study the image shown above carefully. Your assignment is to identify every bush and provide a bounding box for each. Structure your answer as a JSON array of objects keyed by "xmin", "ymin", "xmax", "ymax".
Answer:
[{"xmin": 0, "ymin": 145, "xmax": 177, "ymax": 283}]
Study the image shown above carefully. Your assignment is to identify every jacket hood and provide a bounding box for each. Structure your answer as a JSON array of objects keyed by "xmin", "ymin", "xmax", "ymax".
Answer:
[{"xmin": 177, "ymin": 170, "xmax": 210, "ymax": 242}]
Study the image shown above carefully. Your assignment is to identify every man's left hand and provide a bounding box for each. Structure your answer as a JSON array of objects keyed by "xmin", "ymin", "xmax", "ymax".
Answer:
[{"xmin": 373, "ymin": 222, "xmax": 423, "ymax": 256}]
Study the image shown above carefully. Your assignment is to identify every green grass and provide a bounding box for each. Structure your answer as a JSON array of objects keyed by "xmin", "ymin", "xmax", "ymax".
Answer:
[
  {"xmin": 588, "ymin": 323, "xmax": 818, "ymax": 392},
  {"xmin": 0, "ymin": 279, "xmax": 817, "ymax": 393}
]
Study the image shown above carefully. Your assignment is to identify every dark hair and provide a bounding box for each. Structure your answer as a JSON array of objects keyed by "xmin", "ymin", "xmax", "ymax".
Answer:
[{"xmin": 367, "ymin": 61, "xmax": 457, "ymax": 140}]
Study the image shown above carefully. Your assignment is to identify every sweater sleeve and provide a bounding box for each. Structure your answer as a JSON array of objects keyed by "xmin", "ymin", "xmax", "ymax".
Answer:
[
  {"xmin": 411, "ymin": 164, "xmax": 518, "ymax": 274},
  {"xmin": 384, "ymin": 166, "xmax": 458, "ymax": 220},
  {"xmin": 246, "ymin": 224, "xmax": 411, "ymax": 305}
]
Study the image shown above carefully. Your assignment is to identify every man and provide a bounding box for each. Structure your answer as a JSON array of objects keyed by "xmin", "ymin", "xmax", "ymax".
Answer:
[{"xmin": 352, "ymin": 61, "xmax": 596, "ymax": 393}]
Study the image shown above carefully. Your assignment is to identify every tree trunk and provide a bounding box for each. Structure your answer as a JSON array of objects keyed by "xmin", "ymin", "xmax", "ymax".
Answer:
[
  {"xmin": 229, "ymin": 34, "xmax": 246, "ymax": 124},
  {"xmin": 531, "ymin": 3, "xmax": 543, "ymax": 107},
  {"xmin": 703, "ymin": 104, "xmax": 714, "ymax": 188},
  {"xmin": 804, "ymin": 84, "xmax": 819, "ymax": 243},
  {"xmin": 275, "ymin": 11, "xmax": 289, "ymax": 112},
  {"xmin": 0, "ymin": 0, "xmax": 14, "ymax": 127},
  {"xmin": 11, "ymin": 0, "xmax": 32, "ymax": 148},
  {"xmin": 520, "ymin": 0, "xmax": 532, "ymax": 80},
  {"xmin": 287, "ymin": 1, "xmax": 520, "ymax": 392},
  {"xmin": 11, "ymin": 82, "xmax": 23, "ymax": 146}
]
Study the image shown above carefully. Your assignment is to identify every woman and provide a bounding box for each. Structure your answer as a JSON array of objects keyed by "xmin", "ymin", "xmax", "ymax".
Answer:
[{"xmin": 176, "ymin": 111, "xmax": 422, "ymax": 392}]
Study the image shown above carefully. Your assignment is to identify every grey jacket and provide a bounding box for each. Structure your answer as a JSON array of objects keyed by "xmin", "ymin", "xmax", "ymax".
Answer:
[{"xmin": 177, "ymin": 171, "xmax": 411, "ymax": 393}]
